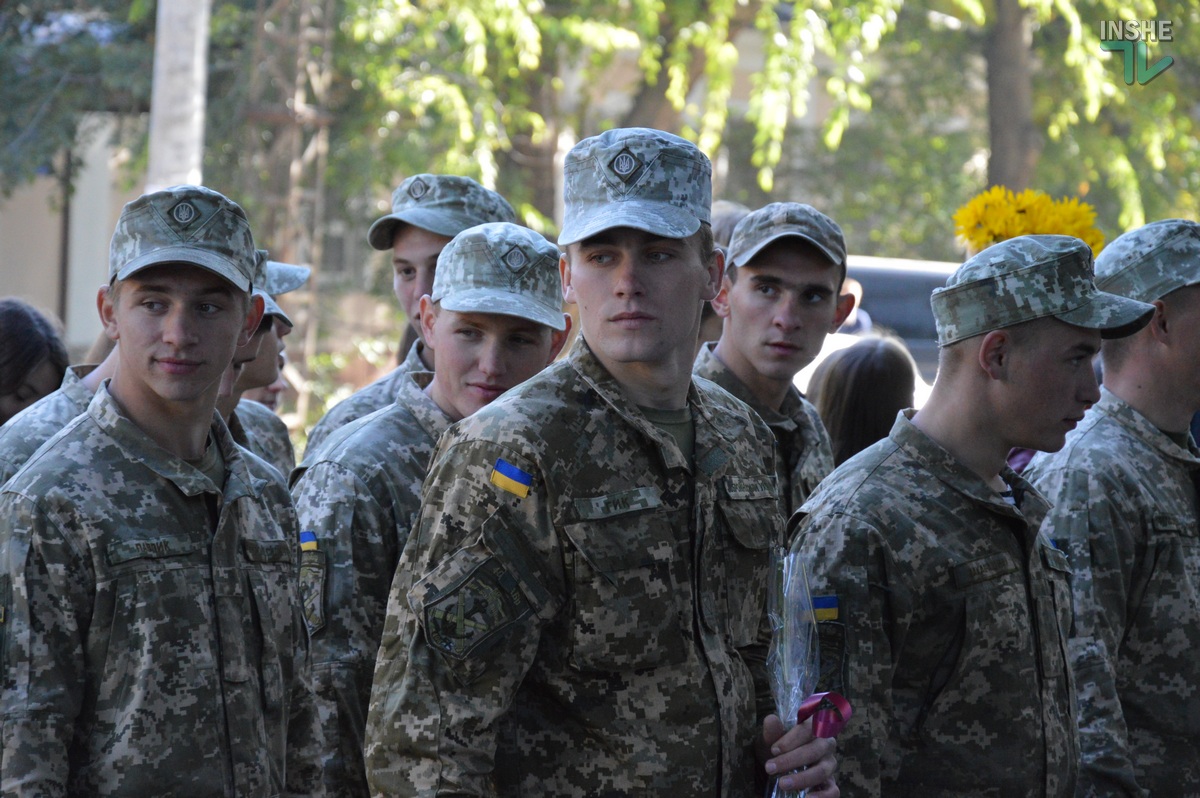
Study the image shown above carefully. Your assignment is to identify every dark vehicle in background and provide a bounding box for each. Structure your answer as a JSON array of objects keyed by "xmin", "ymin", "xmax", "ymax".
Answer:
[{"xmin": 846, "ymin": 254, "xmax": 958, "ymax": 384}]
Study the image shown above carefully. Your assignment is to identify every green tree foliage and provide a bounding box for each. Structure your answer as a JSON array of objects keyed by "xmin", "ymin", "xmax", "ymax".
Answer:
[
  {"xmin": 0, "ymin": 1, "xmax": 155, "ymax": 195},
  {"xmin": 750, "ymin": 0, "xmax": 1200, "ymax": 259}
]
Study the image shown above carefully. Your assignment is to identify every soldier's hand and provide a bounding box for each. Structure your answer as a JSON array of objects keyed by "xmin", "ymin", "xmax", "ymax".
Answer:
[{"xmin": 759, "ymin": 713, "xmax": 839, "ymax": 797}]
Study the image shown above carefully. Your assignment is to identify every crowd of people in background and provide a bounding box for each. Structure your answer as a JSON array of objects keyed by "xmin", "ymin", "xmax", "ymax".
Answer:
[{"xmin": 0, "ymin": 124, "xmax": 1197, "ymax": 797}]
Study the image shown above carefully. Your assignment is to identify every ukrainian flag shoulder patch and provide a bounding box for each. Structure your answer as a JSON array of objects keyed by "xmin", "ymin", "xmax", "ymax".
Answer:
[
  {"xmin": 490, "ymin": 458, "xmax": 533, "ymax": 499},
  {"xmin": 299, "ymin": 531, "xmax": 318, "ymax": 551},
  {"xmin": 813, "ymin": 595, "xmax": 839, "ymax": 621}
]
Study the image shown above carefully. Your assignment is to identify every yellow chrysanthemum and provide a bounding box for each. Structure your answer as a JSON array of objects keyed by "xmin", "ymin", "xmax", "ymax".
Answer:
[{"xmin": 954, "ymin": 187, "xmax": 1105, "ymax": 256}]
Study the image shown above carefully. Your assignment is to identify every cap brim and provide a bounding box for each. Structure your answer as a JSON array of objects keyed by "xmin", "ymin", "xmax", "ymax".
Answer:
[
  {"xmin": 367, "ymin": 209, "xmax": 480, "ymax": 250},
  {"xmin": 256, "ymin": 290, "xmax": 294, "ymax": 329},
  {"xmin": 558, "ymin": 199, "xmax": 701, "ymax": 247},
  {"xmin": 264, "ymin": 261, "xmax": 311, "ymax": 295},
  {"xmin": 440, "ymin": 289, "xmax": 565, "ymax": 331},
  {"xmin": 117, "ymin": 246, "xmax": 251, "ymax": 292},
  {"xmin": 731, "ymin": 231, "xmax": 843, "ymax": 270},
  {"xmin": 1057, "ymin": 291, "xmax": 1154, "ymax": 339}
]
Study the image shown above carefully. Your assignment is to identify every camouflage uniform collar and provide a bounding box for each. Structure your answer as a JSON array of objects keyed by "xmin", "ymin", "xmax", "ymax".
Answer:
[
  {"xmin": 400, "ymin": 340, "xmax": 431, "ymax": 373},
  {"xmin": 890, "ymin": 409, "xmax": 1049, "ymax": 519},
  {"xmin": 394, "ymin": 369, "xmax": 450, "ymax": 441},
  {"xmin": 568, "ymin": 336, "xmax": 747, "ymax": 472},
  {"xmin": 692, "ymin": 341, "xmax": 800, "ymax": 432},
  {"xmin": 88, "ymin": 382, "xmax": 258, "ymax": 501},
  {"xmin": 1094, "ymin": 387, "xmax": 1200, "ymax": 464},
  {"xmin": 59, "ymin": 364, "xmax": 98, "ymax": 409},
  {"xmin": 226, "ymin": 408, "xmax": 250, "ymax": 449}
]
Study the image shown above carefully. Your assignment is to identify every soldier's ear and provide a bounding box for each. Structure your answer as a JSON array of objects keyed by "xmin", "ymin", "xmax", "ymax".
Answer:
[
  {"xmin": 547, "ymin": 315, "xmax": 572, "ymax": 363},
  {"xmin": 560, "ymin": 252, "xmax": 576, "ymax": 306},
  {"xmin": 711, "ymin": 275, "xmax": 734, "ymax": 320},
  {"xmin": 831, "ymin": 291, "xmax": 856, "ymax": 332},
  {"xmin": 701, "ymin": 249, "xmax": 725, "ymax": 302},
  {"xmin": 99, "ymin": 282, "xmax": 120, "ymax": 341},
  {"xmin": 419, "ymin": 296, "xmax": 438, "ymax": 346},
  {"xmin": 978, "ymin": 329, "xmax": 1011, "ymax": 381},
  {"xmin": 239, "ymin": 294, "xmax": 265, "ymax": 348}
]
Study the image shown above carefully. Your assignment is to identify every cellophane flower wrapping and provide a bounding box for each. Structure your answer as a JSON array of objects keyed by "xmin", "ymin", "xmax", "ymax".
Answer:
[{"xmin": 765, "ymin": 546, "xmax": 820, "ymax": 798}]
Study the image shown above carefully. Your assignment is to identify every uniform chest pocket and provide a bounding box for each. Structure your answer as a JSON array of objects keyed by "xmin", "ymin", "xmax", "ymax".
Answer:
[
  {"xmin": 716, "ymin": 474, "xmax": 779, "ymax": 647},
  {"xmin": 1150, "ymin": 513, "xmax": 1199, "ymax": 544},
  {"xmin": 99, "ymin": 535, "xmax": 215, "ymax": 703},
  {"xmin": 563, "ymin": 491, "xmax": 689, "ymax": 673}
]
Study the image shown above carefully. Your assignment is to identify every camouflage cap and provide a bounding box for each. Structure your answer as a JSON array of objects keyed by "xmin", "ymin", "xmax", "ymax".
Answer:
[
  {"xmin": 932, "ymin": 234, "xmax": 1154, "ymax": 345},
  {"xmin": 558, "ymin": 127, "xmax": 711, "ymax": 247},
  {"xmin": 250, "ymin": 250, "xmax": 311, "ymax": 329},
  {"xmin": 258, "ymin": 253, "xmax": 312, "ymax": 296},
  {"xmin": 366, "ymin": 175, "xmax": 516, "ymax": 250},
  {"xmin": 110, "ymin": 185, "xmax": 256, "ymax": 291},
  {"xmin": 727, "ymin": 202, "xmax": 846, "ymax": 275},
  {"xmin": 1094, "ymin": 219, "xmax": 1200, "ymax": 302},
  {"xmin": 431, "ymin": 222, "xmax": 565, "ymax": 331}
]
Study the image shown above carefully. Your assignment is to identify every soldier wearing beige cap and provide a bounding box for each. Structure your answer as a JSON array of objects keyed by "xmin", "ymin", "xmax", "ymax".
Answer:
[
  {"xmin": 305, "ymin": 175, "xmax": 516, "ymax": 456},
  {"xmin": 292, "ymin": 222, "xmax": 569, "ymax": 798},
  {"xmin": 0, "ymin": 185, "xmax": 322, "ymax": 795},
  {"xmin": 365, "ymin": 128, "xmax": 837, "ymax": 798},
  {"xmin": 695, "ymin": 202, "xmax": 854, "ymax": 517},
  {"xmin": 792, "ymin": 234, "xmax": 1154, "ymax": 796},
  {"xmin": 1026, "ymin": 219, "xmax": 1200, "ymax": 795},
  {"xmin": 220, "ymin": 250, "xmax": 311, "ymax": 477}
]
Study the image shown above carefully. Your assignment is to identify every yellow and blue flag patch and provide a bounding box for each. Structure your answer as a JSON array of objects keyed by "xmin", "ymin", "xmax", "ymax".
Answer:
[
  {"xmin": 813, "ymin": 595, "xmax": 839, "ymax": 622},
  {"xmin": 299, "ymin": 531, "xmax": 318, "ymax": 552},
  {"xmin": 490, "ymin": 458, "xmax": 533, "ymax": 498}
]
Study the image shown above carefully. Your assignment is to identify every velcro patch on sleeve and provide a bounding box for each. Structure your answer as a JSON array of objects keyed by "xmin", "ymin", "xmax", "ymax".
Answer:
[{"xmin": 422, "ymin": 557, "xmax": 532, "ymax": 660}]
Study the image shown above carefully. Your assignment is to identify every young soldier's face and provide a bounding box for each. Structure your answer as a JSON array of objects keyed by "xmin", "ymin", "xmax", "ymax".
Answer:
[
  {"xmin": 421, "ymin": 301, "xmax": 567, "ymax": 421},
  {"xmin": 393, "ymin": 225, "xmax": 453, "ymax": 338},
  {"xmin": 713, "ymin": 241, "xmax": 853, "ymax": 387},
  {"xmin": 1002, "ymin": 318, "xmax": 1101, "ymax": 452},
  {"xmin": 235, "ymin": 318, "xmax": 289, "ymax": 394},
  {"xmin": 563, "ymin": 227, "xmax": 721, "ymax": 370},
  {"xmin": 102, "ymin": 264, "xmax": 257, "ymax": 409}
]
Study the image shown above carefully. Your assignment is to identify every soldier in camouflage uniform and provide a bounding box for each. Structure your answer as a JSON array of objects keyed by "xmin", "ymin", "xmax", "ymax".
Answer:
[
  {"xmin": 792, "ymin": 235, "xmax": 1155, "ymax": 796},
  {"xmin": 1025, "ymin": 220, "xmax": 1200, "ymax": 795},
  {"xmin": 0, "ymin": 356, "xmax": 111, "ymax": 485},
  {"xmin": 0, "ymin": 185, "xmax": 323, "ymax": 796},
  {"xmin": 221, "ymin": 251, "xmax": 310, "ymax": 476},
  {"xmin": 694, "ymin": 202, "xmax": 853, "ymax": 514},
  {"xmin": 364, "ymin": 128, "xmax": 838, "ymax": 797},
  {"xmin": 292, "ymin": 223, "xmax": 570, "ymax": 797},
  {"xmin": 304, "ymin": 176, "xmax": 516, "ymax": 456}
]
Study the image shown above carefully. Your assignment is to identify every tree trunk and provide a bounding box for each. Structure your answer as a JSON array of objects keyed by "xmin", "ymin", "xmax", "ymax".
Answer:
[
  {"xmin": 983, "ymin": 0, "xmax": 1040, "ymax": 190},
  {"xmin": 145, "ymin": 0, "xmax": 213, "ymax": 191}
]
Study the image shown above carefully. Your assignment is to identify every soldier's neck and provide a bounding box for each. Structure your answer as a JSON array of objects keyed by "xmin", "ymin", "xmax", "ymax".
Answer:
[{"xmin": 108, "ymin": 374, "xmax": 217, "ymax": 462}]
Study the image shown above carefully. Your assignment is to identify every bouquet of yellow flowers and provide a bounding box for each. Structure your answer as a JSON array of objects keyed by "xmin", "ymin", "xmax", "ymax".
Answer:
[{"xmin": 953, "ymin": 186, "xmax": 1104, "ymax": 256}]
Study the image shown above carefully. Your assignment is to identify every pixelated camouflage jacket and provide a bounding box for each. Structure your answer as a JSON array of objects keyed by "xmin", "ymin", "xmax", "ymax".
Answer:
[
  {"xmin": 291, "ymin": 370, "xmax": 445, "ymax": 798},
  {"xmin": 304, "ymin": 343, "xmax": 428, "ymax": 458},
  {"xmin": 0, "ymin": 384, "xmax": 323, "ymax": 797},
  {"xmin": 693, "ymin": 341, "xmax": 834, "ymax": 515},
  {"xmin": 792, "ymin": 410, "xmax": 1078, "ymax": 797},
  {"xmin": 0, "ymin": 364, "xmax": 95, "ymax": 485},
  {"xmin": 364, "ymin": 338, "xmax": 782, "ymax": 797},
  {"xmin": 1026, "ymin": 388, "xmax": 1200, "ymax": 796},
  {"xmin": 231, "ymin": 396, "xmax": 296, "ymax": 478}
]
